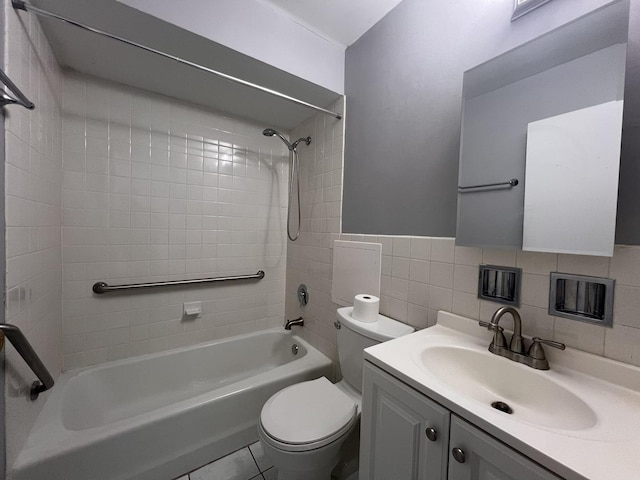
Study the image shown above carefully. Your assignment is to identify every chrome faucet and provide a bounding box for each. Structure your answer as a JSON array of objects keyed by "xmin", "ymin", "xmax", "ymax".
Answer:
[
  {"xmin": 284, "ymin": 317, "xmax": 304, "ymax": 330},
  {"xmin": 479, "ymin": 306, "xmax": 565, "ymax": 370},
  {"xmin": 490, "ymin": 306, "xmax": 525, "ymax": 354}
]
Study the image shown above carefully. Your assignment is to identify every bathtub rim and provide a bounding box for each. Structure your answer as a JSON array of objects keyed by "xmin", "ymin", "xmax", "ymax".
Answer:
[{"xmin": 63, "ymin": 326, "xmax": 310, "ymax": 380}]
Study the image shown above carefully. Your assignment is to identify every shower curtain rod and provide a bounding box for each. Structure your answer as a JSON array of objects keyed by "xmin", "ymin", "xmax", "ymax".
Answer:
[{"xmin": 12, "ymin": 0, "xmax": 343, "ymax": 120}]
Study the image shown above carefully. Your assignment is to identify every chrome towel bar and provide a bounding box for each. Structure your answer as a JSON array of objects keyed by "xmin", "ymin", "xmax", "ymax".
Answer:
[
  {"xmin": 0, "ymin": 324, "xmax": 54, "ymax": 400},
  {"xmin": 458, "ymin": 178, "xmax": 519, "ymax": 193},
  {"xmin": 92, "ymin": 270, "xmax": 265, "ymax": 294}
]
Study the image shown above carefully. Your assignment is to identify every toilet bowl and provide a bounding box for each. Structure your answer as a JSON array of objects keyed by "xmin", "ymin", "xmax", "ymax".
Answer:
[
  {"xmin": 258, "ymin": 377, "xmax": 359, "ymax": 480},
  {"xmin": 258, "ymin": 307, "xmax": 414, "ymax": 480}
]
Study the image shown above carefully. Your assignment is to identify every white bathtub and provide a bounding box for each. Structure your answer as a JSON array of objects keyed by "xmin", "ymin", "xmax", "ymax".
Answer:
[{"xmin": 11, "ymin": 328, "xmax": 332, "ymax": 480}]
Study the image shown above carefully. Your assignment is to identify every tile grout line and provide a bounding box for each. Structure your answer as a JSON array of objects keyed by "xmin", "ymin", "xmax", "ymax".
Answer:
[{"xmin": 247, "ymin": 444, "xmax": 264, "ymax": 473}]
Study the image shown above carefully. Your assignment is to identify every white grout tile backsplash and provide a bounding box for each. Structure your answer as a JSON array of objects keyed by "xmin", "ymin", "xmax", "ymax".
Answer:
[{"xmin": 60, "ymin": 73, "xmax": 290, "ymax": 370}]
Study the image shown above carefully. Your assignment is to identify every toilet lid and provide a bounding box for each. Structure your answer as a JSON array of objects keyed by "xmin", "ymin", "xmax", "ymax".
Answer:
[{"xmin": 260, "ymin": 377, "xmax": 357, "ymax": 445}]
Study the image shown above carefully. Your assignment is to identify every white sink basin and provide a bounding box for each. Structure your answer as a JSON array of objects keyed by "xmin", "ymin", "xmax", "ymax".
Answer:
[
  {"xmin": 417, "ymin": 345, "xmax": 597, "ymax": 430},
  {"xmin": 363, "ymin": 311, "xmax": 640, "ymax": 480}
]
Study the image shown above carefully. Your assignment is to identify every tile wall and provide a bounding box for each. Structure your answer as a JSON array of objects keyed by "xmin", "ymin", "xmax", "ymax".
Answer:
[
  {"xmin": 3, "ymin": 2, "xmax": 64, "ymax": 468},
  {"xmin": 61, "ymin": 73, "xmax": 290, "ymax": 370},
  {"xmin": 286, "ymin": 103, "xmax": 640, "ymax": 370},
  {"xmin": 286, "ymin": 98, "xmax": 344, "ymax": 362}
]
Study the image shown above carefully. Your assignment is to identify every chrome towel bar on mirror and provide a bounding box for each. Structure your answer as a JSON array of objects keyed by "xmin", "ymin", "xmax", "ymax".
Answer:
[
  {"xmin": 92, "ymin": 270, "xmax": 265, "ymax": 294},
  {"xmin": 458, "ymin": 178, "xmax": 519, "ymax": 193},
  {"xmin": 0, "ymin": 324, "xmax": 54, "ymax": 400}
]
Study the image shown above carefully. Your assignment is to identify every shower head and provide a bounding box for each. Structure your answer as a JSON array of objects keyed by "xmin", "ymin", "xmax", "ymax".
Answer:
[
  {"xmin": 262, "ymin": 128, "xmax": 293, "ymax": 151},
  {"xmin": 262, "ymin": 128, "xmax": 311, "ymax": 152}
]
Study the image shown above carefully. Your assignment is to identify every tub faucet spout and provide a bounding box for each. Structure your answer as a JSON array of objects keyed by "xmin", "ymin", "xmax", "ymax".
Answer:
[{"xmin": 284, "ymin": 317, "xmax": 304, "ymax": 330}]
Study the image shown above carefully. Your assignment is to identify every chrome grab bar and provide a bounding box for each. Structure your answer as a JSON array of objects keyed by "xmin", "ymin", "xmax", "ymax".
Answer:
[
  {"xmin": 0, "ymin": 67, "xmax": 35, "ymax": 109},
  {"xmin": 458, "ymin": 178, "xmax": 519, "ymax": 193},
  {"xmin": 92, "ymin": 270, "xmax": 265, "ymax": 294},
  {"xmin": 0, "ymin": 324, "xmax": 54, "ymax": 400}
]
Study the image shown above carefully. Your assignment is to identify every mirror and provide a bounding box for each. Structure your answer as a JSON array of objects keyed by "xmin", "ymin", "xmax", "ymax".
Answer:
[{"xmin": 455, "ymin": 0, "xmax": 629, "ymax": 254}]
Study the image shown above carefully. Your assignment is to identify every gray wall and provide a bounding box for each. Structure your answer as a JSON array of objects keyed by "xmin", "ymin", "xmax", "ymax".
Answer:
[{"xmin": 343, "ymin": 0, "xmax": 634, "ymax": 238}]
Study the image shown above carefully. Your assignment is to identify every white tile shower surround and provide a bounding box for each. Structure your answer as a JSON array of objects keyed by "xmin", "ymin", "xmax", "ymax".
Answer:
[
  {"xmin": 4, "ymin": 2, "xmax": 64, "ymax": 468},
  {"xmin": 285, "ymin": 106, "xmax": 640, "ymax": 371},
  {"xmin": 172, "ymin": 442, "xmax": 276, "ymax": 480},
  {"xmin": 60, "ymin": 72, "xmax": 291, "ymax": 370}
]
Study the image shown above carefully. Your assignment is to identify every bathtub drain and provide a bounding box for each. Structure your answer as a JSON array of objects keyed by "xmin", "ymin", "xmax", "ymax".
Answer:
[{"xmin": 292, "ymin": 344, "xmax": 299, "ymax": 355}]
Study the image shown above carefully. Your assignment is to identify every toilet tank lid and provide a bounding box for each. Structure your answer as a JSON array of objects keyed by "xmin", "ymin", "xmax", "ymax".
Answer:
[{"xmin": 337, "ymin": 307, "xmax": 415, "ymax": 342}]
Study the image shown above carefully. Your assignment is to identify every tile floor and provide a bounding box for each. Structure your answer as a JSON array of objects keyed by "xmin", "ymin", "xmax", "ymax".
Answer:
[{"xmin": 174, "ymin": 442, "xmax": 277, "ymax": 480}]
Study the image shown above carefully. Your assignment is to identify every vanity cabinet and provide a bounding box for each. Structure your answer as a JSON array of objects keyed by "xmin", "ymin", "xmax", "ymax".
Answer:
[
  {"xmin": 360, "ymin": 361, "xmax": 450, "ymax": 480},
  {"xmin": 360, "ymin": 363, "xmax": 562, "ymax": 480}
]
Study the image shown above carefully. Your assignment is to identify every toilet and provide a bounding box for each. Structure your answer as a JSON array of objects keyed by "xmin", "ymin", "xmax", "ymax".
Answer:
[{"xmin": 258, "ymin": 306, "xmax": 415, "ymax": 480}]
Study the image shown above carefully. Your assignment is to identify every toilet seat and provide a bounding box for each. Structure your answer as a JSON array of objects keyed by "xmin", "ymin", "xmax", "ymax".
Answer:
[{"xmin": 260, "ymin": 377, "xmax": 358, "ymax": 452}]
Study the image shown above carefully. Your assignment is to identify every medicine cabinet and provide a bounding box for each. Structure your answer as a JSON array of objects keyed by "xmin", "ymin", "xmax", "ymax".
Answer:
[{"xmin": 456, "ymin": 1, "xmax": 628, "ymax": 256}]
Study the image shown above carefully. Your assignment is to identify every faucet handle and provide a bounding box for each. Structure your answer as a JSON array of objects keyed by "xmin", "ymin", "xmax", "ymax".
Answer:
[
  {"xmin": 532, "ymin": 337, "xmax": 566, "ymax": 350},
  {"xmin": 528, "ymin": 337, "xmax": 565, "ymax": 360},
  {"xmin": 479, "ymin": 320, "xmax": 499, "ymax": 331},
  {"xmin": 479, "ymin": 321, "xmax": 507, "ymax": 349}
]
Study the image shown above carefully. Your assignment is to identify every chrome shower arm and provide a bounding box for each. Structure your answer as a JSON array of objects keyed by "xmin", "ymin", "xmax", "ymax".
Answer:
[{"xmin": 291, "ymin": 137, "xmax": 312, "ymax": 150}]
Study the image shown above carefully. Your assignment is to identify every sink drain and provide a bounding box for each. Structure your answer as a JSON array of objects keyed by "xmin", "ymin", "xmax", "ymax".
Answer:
[{"xmin": 491, "ymin": 401, "xmax": 513, "ymax": 414}]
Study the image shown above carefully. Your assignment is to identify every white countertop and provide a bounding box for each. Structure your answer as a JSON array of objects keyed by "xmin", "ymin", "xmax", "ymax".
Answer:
[{"xmin": 363, "ymin": 311, "xmax": 640, "ymax": 480}]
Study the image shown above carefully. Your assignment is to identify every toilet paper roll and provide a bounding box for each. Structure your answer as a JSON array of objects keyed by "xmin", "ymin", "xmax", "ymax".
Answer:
[{"xmin": 352, "ymin": 294, "xmax": 380, "ymax": 323}]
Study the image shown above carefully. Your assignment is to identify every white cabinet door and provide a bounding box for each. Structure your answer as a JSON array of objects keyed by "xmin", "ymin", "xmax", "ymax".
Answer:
[
  {"xmin": 448, "ymin": 416, "xmax": 562, "ymax": 480},
  {"xmin": 360, "ymin": 363, "xmax": 450, "ymax": 480}
]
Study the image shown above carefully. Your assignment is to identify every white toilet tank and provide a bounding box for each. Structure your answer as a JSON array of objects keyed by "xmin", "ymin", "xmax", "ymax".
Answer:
[{"xmin": 336, "ymin": 307, "xmax": 414, "ymax": 393}]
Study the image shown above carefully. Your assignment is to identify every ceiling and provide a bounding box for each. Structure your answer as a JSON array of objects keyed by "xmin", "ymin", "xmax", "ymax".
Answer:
[{"xmin": 259, "ymin": 0, "xmax": 405, "ymax": 46}]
